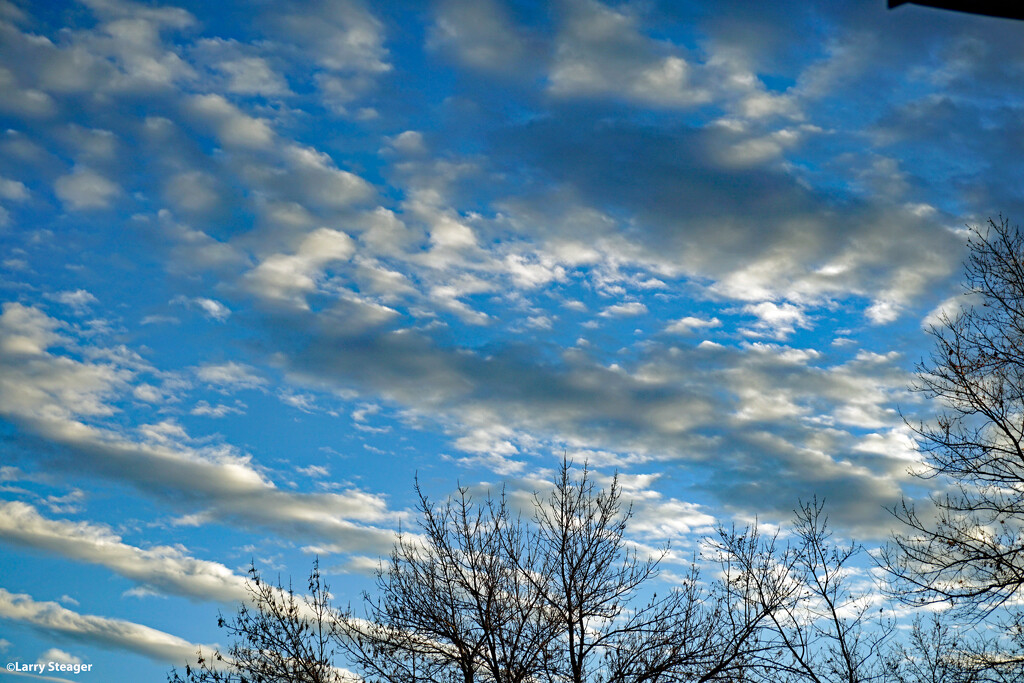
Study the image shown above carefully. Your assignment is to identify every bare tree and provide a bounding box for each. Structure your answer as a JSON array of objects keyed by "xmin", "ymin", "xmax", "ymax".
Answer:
[
  {"xmin": 336, "ymin": 481, "xmax": 554, "ymax": 683},
  {"xmin": 527, "ymin": 462, "xmax": 662, "ymax": 683},
  {"xmin": 885, "ymin": 218, "xmax": 1024, "ymax": 620},
  {"xmin": 171, "ymin": 463, "xmax": 828, "ymax": 683},
  {"xmin": 169, "ymin": 560, "xmax": 345, "ymax": 683},
  {"xmin": 886, "ymin": 614, "xmax": 984, "ymax": 683},
  {"xmin": 342, "ymin": 462, "xmax": 768, "ymax": 683},
  {"xmin": 715, "ymin": 501, "xmax": 894, "ymax": 683},
  {"xmin": 526, "ymin": 461, "xmax": 767, "ymax": 683}
]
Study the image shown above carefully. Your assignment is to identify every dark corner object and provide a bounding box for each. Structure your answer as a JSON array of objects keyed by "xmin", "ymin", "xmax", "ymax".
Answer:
[{"xmin": 888, "ymin": 0, "xmax": 1024, "ymax": 20}]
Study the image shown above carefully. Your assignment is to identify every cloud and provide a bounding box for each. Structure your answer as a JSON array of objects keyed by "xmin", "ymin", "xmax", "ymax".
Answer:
[
  {"xmin": 0, "ymin": 303, "xmax": 129, "ymax": 412},
  {"xmin": 191, "ymin": 38, "xmax": 290, "ymax": 97},
  {"xmin": 274, "ymin": 0, "xmax": 389, "ymax": 75},
  {"xmin": 244, "ymin": 228, "xmax": 357, "ymax": 307},
  {"xmin": 385, "ymin": 130, "xmax": 427, "ymax": 156},
  {"xmin": 47, "ymin": 290, "xmax": 98, "ymax": 314},
  {"xmin": 261, "ymin": 295, "xmax": 926, "ymax": 537},
  {"xmin": 0, "ymin": 0, "xmax": 1015, "ymax": 642},
  {"xmin": 0, "ymin": 501, "xmax": 251, "ymax": 604},
  {"xmin": 258, "ymin": 0, "xmax": 388, "ymax": 114},
  {"xmin": 920, "ymin": 292, "xmax": 976, "ymax": 329},
  {"xmin": 172, "ymin": 296, "xmax": 231, "ymax": 321},
  {"xmin": 187, "ymin": 94, "xmax": 275, "ymax": 150},
  {"xmin": 0, "ymin": 176, "xmax": 28, "ymax": 201},
  {"xmin": 37, "ymin": 648, "xmax": 82, "ymax": 668},
  {"xmin": 78, "ymin": 0, "xmax": 195, "ymax": 30},
  {"xmin": 548, "ymin": 0, "xmax": 710, "ymax": 108},
  {"xmin": 0, "ymin": 587, "xmax": 209, "ymax": 663},
  {"xmin": 194, "ymin": 361, "xmax": 266, "ymax": 390},
  {"xmin": 0, "ymin": 65, "xmax": 56, "ymax": 117},
  {"xmin": 0, "ymin": 304, "xmax": 399, "ymax": 554},
  {"xmin": 54, "ymin": 167, "xmax": 121, "ymax": 210},
  {"xmin": 629, "ymin": 497, "xmax": 717, "ymax": 542},
  {"xmin": 279, "ymin": 144, "xmax": 374, "ymax": 210},
  {"xmin": 190, "ymin": 400, "xmax": 245, "ymax": 418},
  {"xmin": 163, "ymin": 171, "xmax": 223, "ymax": 215},
  {"xmin": 491, "ymin": 116, "xmax": 962, "ymax": 309},
  {"xmin": 428, "ymin": 0, "xmax": 537, "ymax": 74},
  {"xmin": 664, "ymin": 316, "xmax": 721, "ymax": 335},
  {"xmin": 741, "ymin": 301, "xmax": 808, "ymax": 339},
  {"xmin": 216, "ymin": 56, "xmax": 288, "ymax": 95},
  {"xmin": 51, "ymin": 0, "xmax": 196, "ymax": 93},
  {"xmin": 599, "ymin": 301, "xmax": 647, "ymax": 317}
]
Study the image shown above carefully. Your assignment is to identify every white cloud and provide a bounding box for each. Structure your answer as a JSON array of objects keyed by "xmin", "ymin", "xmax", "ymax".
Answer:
[
  {"xmin": 0, "ymin": 66, "xmax": 56, "ymax": 117},
  {"xmin": 0, "ymin": 501, "xmax": 251, "ymax": 604},
  {"xmin": 164, "ymin": 171, "xmax": 222, "ymax": 214},
  {"xmin": 281, "ymin": 144, "xmax": 373, "ymax": 209},
  {"xmin": 141, "ymin": 315, "xmax": 179, "ymax": 325},
  {"xmin": 386, "ymin": 130, "xmax": 427, "ymax": 156},
  {"xmin": 864, "ymin": 298, "xmax": 900, "ymax": 324},
  {"xmin": 0, "ymin": 303, "xmax": 128, "ymax": 412},
  {"xmin": 453, "ymin": 425, "xmax": 520, "ymax": 457},
  {"xmin": 73, "ymin": 1, "xmax": 196, "ymax": 92},
  {"xmin": 37, "ymin": 648, "xmax": 82, "ymax": 668},
  {"xmin": 525, "ymin": 315, "xmax": 553, "ymax": 330},
  {"xmin": 188, "ymin": 94, "xmax": 275, "ymax": 149},
  {"xmin": 0, "ymin": 587, "xmax": 208, "ymax": 663},
  {"xmin": 741, "ymin": 301, "xmax": 808, "ymax": 339},
  {"xmin": 716, "ymin": 126, "xmax": 806, "ymax": 168},
  {"xmin": 48, "ymin": 289, "xmax": 98, "ymax": 313},
  {"xmin": 600, "ymin": 301, "xmax": 648, "ymax": 317},
  {"xmin": 664, "ymin": 316, "xmax": 721, "ymax": 335},
  {"xmin": 79, "ymin": 0, "xmax": 196, "ymax": 31},
  {"xmin": 195, "ymin": 361, "xmax": 266, "ymax": 390},
  {"xmin": 0, "ymin": 305, "xmax": 400, "ymax": 553},
  {"xmin": 217, "ymin": 56, "xmax": 289, "ymax": 96},
  {"xmin": 921, "ymin": 293, "xmax": 975, "ymax": 329},
  {"xmin": 629, "ymin": 498, "xmax": 716, "ymax": 540},
  {"xmin": 194, "ymin": 298, "xmax": 230, "ymax": 321},
  {"xmin": 275, "ymin": 0, "xmax": 390, "ymax": 75},
  {"xmin": 548, "ymin": 0, "xmax": 710, "ymax": 107},
  {"xmin": 428, "ymin": 0, "xmax": 530, "ymax": 73},
  {"xmin": 297, "ymin": 464, "xmax": 329, "ymax": 478},
  {"xmin": 246, "ymin": 227, "xmax": 357, "ymax": 306},
  {"xmin": 54, "ymin": 167, "xmax": 121, "ymax": 210},
  {"xmin": 171, "ymin": 296, "xmax": 231, "ymax": 322},
  {"xmin": 0, "ymin": 176, "xmax": 28, "ymax": 201},
  {"xmin": 190, "ymin": 400, "xmax": 245, "ymax": 418},
  {"xmin": 279, "ymin": 390, "xmax": 319, "ymax": 413}
]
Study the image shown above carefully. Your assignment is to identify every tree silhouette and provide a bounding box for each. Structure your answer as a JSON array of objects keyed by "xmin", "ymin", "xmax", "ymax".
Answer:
[
  {"xmin": 883, "ymin": 217, "xmax": 1024, "ymax": 672},
  {"xmin": 168, "ymin": 560, "xmax": 344, "ymax": 683},
  {"xmin": 885, "ymin": 218, "xmax": 1024, "ymax": 614},
  {"xmin": 713, "ymin": 501, "xmax": 894, "ymax": 683},
  {"xmin": 338, "ymin": 461, "xmax": 771, "ymax": 683},
  {"xmin": 171, "ymin": 464, "xmax": 903, "ymax": 683}
]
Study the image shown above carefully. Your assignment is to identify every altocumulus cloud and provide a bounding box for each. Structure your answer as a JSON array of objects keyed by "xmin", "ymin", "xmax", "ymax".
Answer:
[{"xmin": 0, "ymin": 0, "xmax": 1021, "ymax": 679}]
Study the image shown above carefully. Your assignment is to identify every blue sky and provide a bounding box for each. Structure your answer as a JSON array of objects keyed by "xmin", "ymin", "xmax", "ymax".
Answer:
[{"xmin": 1, "ymin": 0, "xmax": 1022, "ymax": 680}]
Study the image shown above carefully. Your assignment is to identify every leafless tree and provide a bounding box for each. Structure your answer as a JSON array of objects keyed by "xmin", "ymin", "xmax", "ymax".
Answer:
[
  {"xmin": 885, "ymin": 614, "xmax": 983, "ymax": 683},
  {"xmin": 884, "ymin": 218, "xmax": 1024, "ymax": 620},
  {"xmin": 526, "ymin": 461, "xmax": 770, "ymax": 683},
  {"xmin": 335, "ymin": 480, "xmax": 555, "ymax": 683},
  {"xmin": 341, "ymin": 462, "xmax": 773, "ymax": 683},
  {"xmin": 715, "ymin": 501, "xmax": 894, "ymax": 683},
  {"xmin": 173, "ymin": 466, "xmax": 873, "ymax": 683},
  {"xmin": 169, "ymin": 560, "xmax": 345, "ymax": 683}
]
